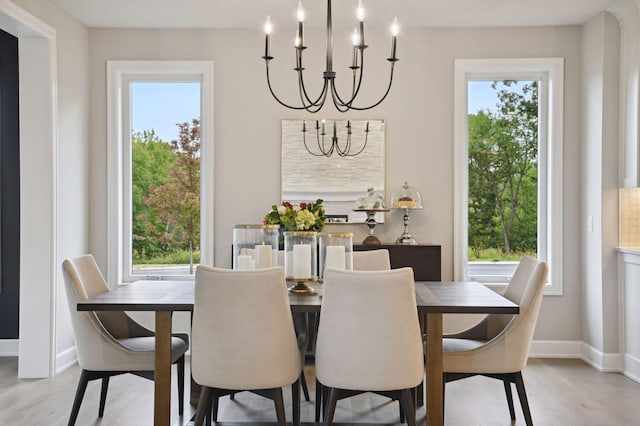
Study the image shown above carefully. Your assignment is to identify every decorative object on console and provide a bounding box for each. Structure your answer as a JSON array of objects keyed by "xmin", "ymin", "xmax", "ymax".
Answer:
[
  {"xmin": 319, "ymin": 232, "xmax": 354, "ymax": 279},
  {"xmin": 353, "ymin": 187, "xmax": 389, "ymax": 245},
  {"xmin": 264, "ymin": 199, "xmax": 326, "ymax": 232},
  {"xmin": 284, "ymin": 231, "xmax": 318, "ymax": 294},
  {"xmin": 302, "ymin": 119, "xmax": 370, "ymax": 157},
  {"xmin": 232, "ymin": 224, "xmax": 280, "ymax": 270},
  {"xmin": 390, "ymin": 181, "xmax": 423, "ymax": 245},
  {"xmin": 262, "ymin": 0, "xmax": 399, "ymax": 112}
]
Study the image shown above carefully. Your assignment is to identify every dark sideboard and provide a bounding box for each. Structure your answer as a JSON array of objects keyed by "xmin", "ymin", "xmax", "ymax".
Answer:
[{"xmin": 354, "ymin": 244, "xmax": 441, "ymax": 281}]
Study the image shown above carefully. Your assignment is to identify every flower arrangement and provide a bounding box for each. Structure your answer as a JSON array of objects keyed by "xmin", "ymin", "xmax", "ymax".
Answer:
[{"xmin": 264, "ymin": 199, "xmax": 326, "ymax": 232}]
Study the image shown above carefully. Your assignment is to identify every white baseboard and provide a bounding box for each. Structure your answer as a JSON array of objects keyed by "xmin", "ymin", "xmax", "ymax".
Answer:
[
  {"xmin": 0, "ymin": 339, "xmax": 19, "ymax": 356},
  {"xmin": 529, "ymin": 340, "xmax": 582, "ymax": 358},
  {"xmin": 623, "ymin": 353, "xmax": 640, "ymax": 383},
  {"xmin": 580, "ymin": 342, "xmax": 622, "ymax": 372},
  {"xmin": 55, "ymin": 346, "xmax": 77, "ymax": 374}
]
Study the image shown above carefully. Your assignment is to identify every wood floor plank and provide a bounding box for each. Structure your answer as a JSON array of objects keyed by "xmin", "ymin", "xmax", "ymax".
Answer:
[{"xmin": 0, "ymin": 357, "xmax": 639, "ymax": 425}]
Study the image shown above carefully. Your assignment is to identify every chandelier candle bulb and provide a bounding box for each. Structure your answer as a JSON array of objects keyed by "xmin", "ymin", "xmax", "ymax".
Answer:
[
  {"xmin": 293, "ymin": 244, "xmax": 312, "ymax": 279},
  {"xmin": 357, "ymin": 0, "xmax": 365, "ymax": 46},
  {"xmin": 390, "ymin": 17, "xmax": 398, "ymax": 60},
  {"xmin": 264, "ymin": 16, "xmax": 272, "ymax": 58},
  {"xmin": 297, "ymin": 1, "xmax": 305, "ymax": 47},
  {"xmin": 254, "ymin": 244, "xmax": 273, "ymax": 269}
]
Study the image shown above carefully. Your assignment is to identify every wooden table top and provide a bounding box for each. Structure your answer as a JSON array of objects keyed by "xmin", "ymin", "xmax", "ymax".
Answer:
[{"xmin": 77, "ymin": 280, "xmax": 518, "ymax": 315}]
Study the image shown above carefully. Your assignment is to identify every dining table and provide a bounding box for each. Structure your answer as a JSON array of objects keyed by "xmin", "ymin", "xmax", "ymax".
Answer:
[{"xmin": 77, "ymin": 279, "xmax": 519, "ymax": 426}]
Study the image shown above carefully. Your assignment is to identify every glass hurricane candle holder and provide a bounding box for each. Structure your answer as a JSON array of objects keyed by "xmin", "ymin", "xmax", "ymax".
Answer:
[
  {"xmin": 232, "ymin": 224, "xmax": 280, "ymax": 270},
  {"xmin": 284, "ymin": 231, "xmax": 318, "ymax": 294},
  {"xmin": 319, "ymin": 232, "xmax": 354, "ymax": 280}
]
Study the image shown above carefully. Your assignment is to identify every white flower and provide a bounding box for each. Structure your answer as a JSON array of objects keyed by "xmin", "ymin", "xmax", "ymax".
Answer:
[
  {"xmin": 292, "ymin": 205, "xmax": 301, "ymax": 212},
  {"xmin": 277, "ymin": 205, "xmax": 287, "ymax": 215}
]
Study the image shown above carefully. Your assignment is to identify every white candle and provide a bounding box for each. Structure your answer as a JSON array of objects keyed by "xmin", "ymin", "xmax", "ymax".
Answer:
[
  {"xmin": 285, "ymin": 251, "xmax": 294, "ymax": 277},
  {"xmin": 236, "ymin": 254, "xmax": 253, "ymax": 270},
  {"xmin": 325, "ymin": 245, "xmax": 346, "ymax": 271},
  {"xmin": 254, "ymin": 244, "xmax": 273, "ymax": 269},
  {"xmin": 293, "ymin": 244, "xmax": 312, "ymax": 279}
]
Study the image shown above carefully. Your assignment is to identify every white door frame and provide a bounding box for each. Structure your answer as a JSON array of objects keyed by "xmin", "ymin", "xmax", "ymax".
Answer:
[{"xmin": 0, "ymin": 0, "xmax": 58, "ymax": 378}]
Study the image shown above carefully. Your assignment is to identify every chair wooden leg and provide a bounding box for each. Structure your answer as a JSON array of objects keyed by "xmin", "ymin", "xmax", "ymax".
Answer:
[
  {"xmin": 292, "ymin": 379, "xmax": 301, "ymax": 426},
  {"xmin": 273, "ymin": 387, "xmax": 287, "ymax": 426},
  {"xmin": 514, "ymin": 372, "xmax": 533, "ymax": 426},
  {"xmin": 323, "ymin": 387, "xmax": 339, "ymax": 426},
  {"xmin": 211, "ymin": 395, "xmax": 219, "ymax": 422},
  {"xmin": 400, "ymin": 388, "xmax": 417, "ymax": 426},
  {"xmin": 503, "ymin": 378, "xmax": 516, "ymax": 420},
  {"xmin": 315, "ymin": 379, "xmax": 322, "ymax": 422},
  {"xmin": 177, "ymin": 355, "xmax": 185, "ymax": 416},
  {"xmin": 68, "ymin": 369, "xmax": 91, "ymax": 426},
  {"xmin": 98, "ymin": 376, "xmax": 110, "ymax": 417},
  {"xmin": 194, "ymin": 386, "xmax": 211, "ymax": 426},
  {"xmin": 300, "ymin": 370, "xmax": 310, "ymax": 401}
]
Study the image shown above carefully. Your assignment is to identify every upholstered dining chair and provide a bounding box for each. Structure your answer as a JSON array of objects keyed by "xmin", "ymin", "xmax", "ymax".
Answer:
[
  {"xmin": 191, "ymin": 266, "xmax": 302, "ymax": 426},
  {"xmin": 441, "ymin": 256, "xmax": 548, "ymax": 426},
  {"xmin": 352, "ymin": 248, "xmax": 391, "ymax": 271},
  {"xmin": 62, "ymin": 255, "xmax": 189, "ymax": 425},
  {"xmin": 314, "ymin": 248, "xmax": 393, "ymax": 422},
  {"xmin": 315, "ymin": 268, "xmax": 424, "ymax": 425}
]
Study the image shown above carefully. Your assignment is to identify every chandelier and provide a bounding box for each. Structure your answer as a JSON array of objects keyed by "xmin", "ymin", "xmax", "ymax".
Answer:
[
  {"xmin": 262, "ymin": 0, "xmax": 399, "ymax": 113},
  {"xmin": 302, "ymin": 119, "xmax": 370, "ymax": 157}
]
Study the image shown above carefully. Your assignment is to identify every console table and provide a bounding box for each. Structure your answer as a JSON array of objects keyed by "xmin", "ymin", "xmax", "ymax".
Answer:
[{"xmin": 354, "ymin": 244, "xmax": 441, "ymax": 281}]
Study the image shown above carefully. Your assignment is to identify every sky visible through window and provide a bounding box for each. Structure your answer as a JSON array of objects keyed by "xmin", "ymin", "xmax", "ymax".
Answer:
[
  {"xmin": 131, "ymin": 82, "xmax": 200, "ymax": 141},
  {"xmin": 468, "ymin": 80, "xmax": 528, "ymax": 114}
]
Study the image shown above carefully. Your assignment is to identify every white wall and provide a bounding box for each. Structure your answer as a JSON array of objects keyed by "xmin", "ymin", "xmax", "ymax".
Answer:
[
  {"xmin": 88, "ymin": 25, "xmax": 583, "ymax": 342},
  {"xmin": 580, "ymin": 12, "xmax": 621, "ymax": 364},
  {"xmin": 12, "ymin": 0, "xmax": 90, "ymax": 374}
]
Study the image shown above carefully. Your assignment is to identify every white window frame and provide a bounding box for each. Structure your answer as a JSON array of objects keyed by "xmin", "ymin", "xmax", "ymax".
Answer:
[
  {"xmin": 453, "ymin": 58, "xmax": 563, "ymax": 295},
  {"xmin": 107, "ymin": 61, "xmax": 214, "ymax": 284}
]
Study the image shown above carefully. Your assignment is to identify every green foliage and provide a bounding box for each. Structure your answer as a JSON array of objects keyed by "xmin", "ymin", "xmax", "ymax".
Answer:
[
  {"xmin": 132, "ymin": 130, "xmax": 174, "ymax": 258},
  {"xmin": 468, "ymin": 81, "xmax": 539, "ymax": 259},
  {"xmin": 133, "ymin": 250, "xmax": 201, "ymax": 266},
  {"xmin": 264, "ymin": 199, "xmax": 326, "ymax": 231},
  {"xmin": 131, "ymin": 120, "xmax": 201, "ymax": 264}
]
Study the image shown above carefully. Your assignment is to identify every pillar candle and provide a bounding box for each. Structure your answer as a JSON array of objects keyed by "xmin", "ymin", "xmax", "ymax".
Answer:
[
  {"xmin": 293, "ymin": 244, "xmax": 312, "ymax": 278},
  {"xmin": 236, "ymin": 255, "xmax": 253, "ymax": 270},
  {"xmin": 325, "ymin": 245, "xmax": 346, "ymax": 271},
  {"xmin": 254, "ymin": 244, "xmax": 273, "ymax": 269}
]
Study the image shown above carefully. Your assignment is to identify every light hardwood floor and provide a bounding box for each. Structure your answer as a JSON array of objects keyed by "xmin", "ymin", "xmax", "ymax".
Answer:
[{"xmin": 1, "ymin": 357, "xmax": 639, "ymax": 425}]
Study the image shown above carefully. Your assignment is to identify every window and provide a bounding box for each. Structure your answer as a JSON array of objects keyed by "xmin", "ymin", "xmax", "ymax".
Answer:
[
  {"xmin": 453, "ymin": 58, "xmax": 563, "ymax": 295},
  {"xmin": 107, "ymin": 61, "xmax": 214, "ymax": 284}
]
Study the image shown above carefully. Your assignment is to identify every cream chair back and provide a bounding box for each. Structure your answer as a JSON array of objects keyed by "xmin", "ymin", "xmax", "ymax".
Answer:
[
  {"xmin": 352, "ymin": 249, "xmax": 391, "ymax": 271},
  {"xmin": 63, "ymin": 256, "xmax": 160, "ymax": 371},
  {"xmin": 191, "ymin": 266, "xmax": 301, "ymax": 390},
  {"xmin": 315, "ymin": 267, "xmax": 424, "ymax": 391},
  {"xmin": 484, "ymin": 256, "xmax": 547, "ymax": 342}
]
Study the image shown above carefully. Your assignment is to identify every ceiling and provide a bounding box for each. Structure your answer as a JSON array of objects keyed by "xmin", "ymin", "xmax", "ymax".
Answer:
[{"xmin": 51, "ymin": 0, "xmax": 621, "ymax": 30}]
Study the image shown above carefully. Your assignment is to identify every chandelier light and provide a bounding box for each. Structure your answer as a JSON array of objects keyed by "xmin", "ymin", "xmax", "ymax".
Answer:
[
  {"xmin": 262, "ymin": 0, "xmax": 399, "ymax": 113},
  {"xmin": 302, "ymin": 119, "xmax": 370, "ymax": 157}
]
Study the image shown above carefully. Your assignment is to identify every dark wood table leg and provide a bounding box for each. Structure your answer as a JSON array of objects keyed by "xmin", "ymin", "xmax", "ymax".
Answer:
[
  {"xmin": 155, "ymin": 311, "xmax": 172, "ymax": 426},
  {"xmin": 426, "ymin": 313, "xmax": 443, "ymax": 426}
]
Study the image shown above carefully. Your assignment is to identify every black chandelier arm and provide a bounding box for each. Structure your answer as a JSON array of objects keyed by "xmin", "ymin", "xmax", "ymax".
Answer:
[
  {"xmin": 330, "ymin": 49, "xmax": 367, "ymax": 111},
  {"xmin": 297, "ymin": 70, "xmax": 329, "ymax": 113},
  {"xmin": 316, "ymin": 125, "xmax": 334, "ymax": 157},
  {"xmin": 302, "ymin": 122, "xmax": 327, "ymax": 156},
  {"xmin": 332, "ymin": 58, "xmax": 397, "ymax": 112},
  {"xmin": 335, "ymin": 125, "xmax": 352, "ymax": 156},
  {"xmin": 343, "ymin": 122, "xmax": 369, "ymax": 156},
  {"xmin": 264, "ymin": 62, "xmax": 313, "ymax": 111}
]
